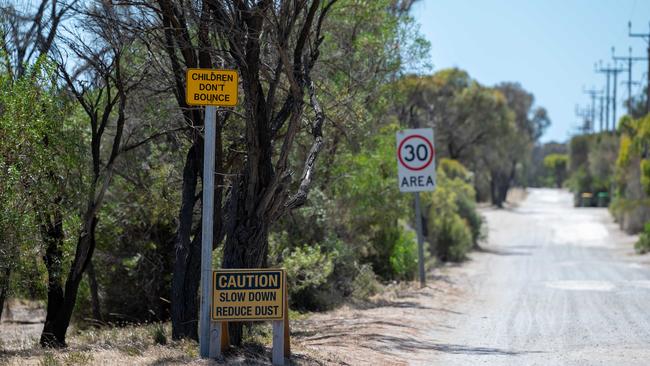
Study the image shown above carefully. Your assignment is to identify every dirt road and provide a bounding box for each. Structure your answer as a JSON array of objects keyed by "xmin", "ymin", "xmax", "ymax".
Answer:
[
  {"xmin": 428, "ymin": 188, "xmax": 650, "ymax": 365},
  {"xmin": 298, "ymin": 189, "xmax": 650, "ymax": 365}
]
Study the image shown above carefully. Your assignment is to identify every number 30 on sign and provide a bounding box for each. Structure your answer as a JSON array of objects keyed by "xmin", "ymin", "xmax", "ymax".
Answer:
[{"xmin": 396, "ymin": 129, "xmax": 436, "ymax": 192}]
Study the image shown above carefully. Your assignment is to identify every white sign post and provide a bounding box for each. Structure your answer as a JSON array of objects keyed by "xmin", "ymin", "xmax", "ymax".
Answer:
[{"xmin": 396, "ymin": 128, "xmax": 436, "ymax": 287}]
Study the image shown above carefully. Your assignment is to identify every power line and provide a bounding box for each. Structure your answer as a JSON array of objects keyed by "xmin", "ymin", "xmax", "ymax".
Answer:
[
  {"xmin": 612, "ymin": 46, "xmax": 647, "ymax": 113},
  {"xmin": 595, "ymin": 61, "xmax": 625, "ymax": 131},
  {"xmin": 583, "ymin": 87, "xmax": 603, "ymax": 132},
  {"xmin": 575, "ymin": 104, "xmax": 593, "ymax": 133},
  {"xmin": 628, "ymin": 21, "xmax": 650, "ymax": 114}
]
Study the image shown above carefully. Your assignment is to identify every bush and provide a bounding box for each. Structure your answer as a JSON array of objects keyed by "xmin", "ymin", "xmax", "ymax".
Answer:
[
  {"xmin": 283, "ymin": 245, "xmax": 336, "ymax": 294},
  {"xmin": 429, "ymin": 210, "xmax": 473, "ymax": 262},
  {"xmin": 455, "ymin": 193, "xmax": 484, "ymax": 245},
  {"xmin": 543, "ymin": 153, "xmax": 568, "ymax": 188},
  {"xmin": 388, "ymin": 228, "xmax": 417, "ymax": 280},
  {"xmin": 635, "ymin": 222, "xmax": 650, "ymax": 254},
  {"xmin": 426, "ymin": 164, "xmax": 476, "ymax": 262},
  {"xmin": 350, "ymin": 264, "xmax": 381, "ymax": 300},
  {"xmin": 150, "ymin": 323, "xmax": 167, "ymax": 345}
]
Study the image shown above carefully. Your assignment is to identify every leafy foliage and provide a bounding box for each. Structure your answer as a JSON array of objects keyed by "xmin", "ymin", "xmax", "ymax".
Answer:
[
  {"xmin": 0, "ymin": 59, "xmax": 80, "ymax": 300},
  {"xmin": 635, "ymin": 223, "xmax": 650, "ymax": 254},
  {"xmin": 543, "ymin": 154, "xmax": 568, "ymax": 188},
  {"xmin": 425, "ymin": 163, "xmax": 479, "ymax": 262}
]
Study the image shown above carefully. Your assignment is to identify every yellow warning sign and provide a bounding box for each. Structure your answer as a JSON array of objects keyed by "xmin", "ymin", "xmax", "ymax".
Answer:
[
  {"xmin": 186, "ymin": 68, "xmax": 238, "ymax": 106},
  {"xmin": 212, "ymin": 269, "xmax": 285, "ymax": 321}
]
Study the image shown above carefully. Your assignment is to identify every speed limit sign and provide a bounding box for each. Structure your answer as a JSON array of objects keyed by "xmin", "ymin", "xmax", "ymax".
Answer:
[{"xmin": 396, "ymin": 129, "xmax": 436, "ymax": 192}]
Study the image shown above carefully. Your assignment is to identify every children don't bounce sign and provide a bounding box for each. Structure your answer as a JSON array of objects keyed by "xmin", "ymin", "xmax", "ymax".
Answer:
[{"xmin": 396, "ymin": 129, "xmax": 436, "ymax": 192}]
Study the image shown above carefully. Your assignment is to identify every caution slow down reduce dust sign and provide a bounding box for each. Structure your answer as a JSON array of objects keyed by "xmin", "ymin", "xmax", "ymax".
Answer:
[
  {"xmin": 396, "ymin": 128, "xmax": 436, "ymax": 192},
  {"xmin": 212, "ymin": 269, "xmax": 284, "ymax": 321}
]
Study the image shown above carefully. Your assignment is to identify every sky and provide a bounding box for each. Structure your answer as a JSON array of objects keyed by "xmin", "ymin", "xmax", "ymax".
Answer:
[{"xmin": 411, "ymin": 0, "xmax": 650, "ymax": 143}]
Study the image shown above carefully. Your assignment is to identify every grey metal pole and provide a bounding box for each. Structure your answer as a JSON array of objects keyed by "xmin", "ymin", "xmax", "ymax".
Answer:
[
  {"xmin": 200, "ymin": 105, "xmax": 217, "ymax": 358},
  {"xmin": 646, "ymin": 44, "xmax": 650, "ymax": 114},
  {"xmin": 599, "ymin": 95, "xmax": 604, "ymax": 132},
  {"xmin": 605, "ymin": 70, "xmax": 611, "ymax": 131},
  {"xmin": 414, "ymin": 192, "xmax": 426, "ymax": 287},
  {"xmin": 628, "ymin": 54, "xmax": 633, "ymax": 111},
  {"xmin": 613, "ymin": 69, "xmax": 618, "ymax": 130}
]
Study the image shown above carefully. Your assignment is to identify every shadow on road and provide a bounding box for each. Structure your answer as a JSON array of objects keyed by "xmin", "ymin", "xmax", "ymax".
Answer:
[
  {"xmin": 309, "ymin": 332, "xmax": 543, "ymax": 357},
  {"xmin": 476, "ymin": 246, "xmax": 531, "ymax": 256}
]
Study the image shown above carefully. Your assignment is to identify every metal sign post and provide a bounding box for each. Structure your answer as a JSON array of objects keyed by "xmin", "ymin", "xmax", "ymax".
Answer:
[
  {"xmin": 396, "ymin": 128, "xmax": 436, "ymax": 288},
  {"xmin": 200, "ymin": 105, "xmax": 216, "ymax": 358},
  {"xmin": 414, "ymin": 192, "xmax": 426, "ymax": 288}
]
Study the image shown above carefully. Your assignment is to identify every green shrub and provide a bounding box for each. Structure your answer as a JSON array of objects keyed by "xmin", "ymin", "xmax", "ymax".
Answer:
[
  {"xmin": 641, "ymin": 159, "xmax": 650, "ymax": 195},
  {"xmin": 388, "ymin": 229, "xmax": 417, "ymax": 280},
  {"xmin": 543, "ymin": 153, "xmax": 568, "ymax": 188},
  {"xmin": 439, "ymin": 158, "xmax": 472, "ymax": 182},
  {"xmin": 635, "ymin": 222, "xmax": 650, "ymax": 254},
  {"xmin": 283, "ymin": 245, "xmax": 335, "ymax": 293},
  {"xmin": 426, "ymin": 168, "xmax": 475, "ymax": 262},
  {"xmin": 282, "ymin": 244, "xmax": 339, "ymax": 310},
  {"xmin": 150, "ymin": 323, "xmax": 167, "ymax": 345},
  {"xmin": 454, "ymin": 187, "xmax": 484, "ymax": 245},
  {"xmin": 430, "ymin": 213, "xmax": 473, "ymax": 262},
  {"xmin": 350, "ymin": 264, "xmax": 381, "ymax": 300}
]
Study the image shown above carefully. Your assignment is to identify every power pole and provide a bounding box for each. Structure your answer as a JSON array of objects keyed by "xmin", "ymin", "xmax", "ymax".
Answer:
[
  {"xmin": 629, "ymin": 21, "xmax": 650, "ymax": 114},
  {"xmin": 596, "ymin": 61, "xmax": 624, "ymax": 131},
  {"xmin": 599, "ymin": 94, "xmax": 605, "ymax": 131},
  {"xmin": 575, "ymin": 104, "xmax": 593, "ymax": 133},
  {"xmin": 583, "ymin": 86, "xmax": 602, "ymax": 131},
  {"xmin": 612, "ymin": 46, "xmax": 647, "ymax": 112}
]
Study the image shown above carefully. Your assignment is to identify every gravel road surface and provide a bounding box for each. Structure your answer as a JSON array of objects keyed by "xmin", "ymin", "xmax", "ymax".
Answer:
[{"xmin": 428, "ymin": 188, "xmax": 650, "ymax": 366}]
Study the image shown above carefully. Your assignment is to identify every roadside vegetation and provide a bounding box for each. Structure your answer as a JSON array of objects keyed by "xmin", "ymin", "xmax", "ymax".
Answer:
[
  {"xmin": 558, "ymin": 86, "xmax": 650, "ymax": 253},
  {"xmin": 1, "ymin": 0, "xmax": 550, "ymax": 363}
]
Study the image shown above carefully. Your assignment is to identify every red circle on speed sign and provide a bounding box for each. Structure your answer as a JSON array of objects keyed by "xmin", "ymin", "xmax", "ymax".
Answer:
[{"xmin": 398, "ymin": 134, "xmax": 435, "ymax": 171}]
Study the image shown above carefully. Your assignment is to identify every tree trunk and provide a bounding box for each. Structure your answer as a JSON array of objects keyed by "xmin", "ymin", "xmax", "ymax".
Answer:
[
  {"xmin": 39, "ymin": 208, "xmax": 65, "ymax": 347},
  {"xmin": 87, "ymin": 260, "xmax": 102, "ymax": 322},
  {"xmin": 171, "ymin": 143, "xmax": 202, "ymax": 340},
  {"xmin": 40, "ymin": 216, "xmax": 97, "ymax": 347},
  {"xmin": 0, "ymin": 267, "xmax": 10, "ymax": 321},
  {"xmin": 223, "ymin": 187, "xmax": 270, "ymax": 346},
  {"xmin": 490, "ymin": 178, "xmax": 500, "ymax": 207}
]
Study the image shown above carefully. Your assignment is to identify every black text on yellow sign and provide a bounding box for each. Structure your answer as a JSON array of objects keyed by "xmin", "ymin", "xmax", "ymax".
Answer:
[
  {"xmin": 186, "ymin": 69, "xmax": 238, "ymax": 107},
  {"xmin": 212, "ymin": 269, "xmax": 284, "ymax": 321}
]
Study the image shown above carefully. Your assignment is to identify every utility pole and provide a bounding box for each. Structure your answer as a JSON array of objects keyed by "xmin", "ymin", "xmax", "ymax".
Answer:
[
  {"xmin": 613, "ymin": 64, "xmax": 620, "ymax": 125},
  {"xmin": 612, "ymin": 46, "xmax": 647, "ymax": 112},
  {"xmin": 583, "ymin": 86, "xmax": 602, "ymax": 131},
  {"xmin": 599, "ymin": 94, "xmax": 605, "ymax": 131},
  {"xmin": 575, "ymin": 104, "xmax": 593, "ymax": 133},
  {"xmin": 596, "ymin": 61, "xmax": 624, "ymax": 131},
  {"xmin": 629, "ymin": 21, "xmax": 650, "ymax": 114}
]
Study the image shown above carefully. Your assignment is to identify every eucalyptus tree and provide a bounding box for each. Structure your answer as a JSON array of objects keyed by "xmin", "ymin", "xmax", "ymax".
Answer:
[
  {"xmin": 125, "ymin": 0, "xmax": 339, "ymax": 343},
  {"xmin": 39, "ymin": 1, "xmax": 149, "ymax": 346},
  {"xmin": 493, "ymin": 82, "xmax": 550, "ymax": 205},
  {"xmin": 0, "ymin": 0, "xmax": 75, "ymax": 323}
]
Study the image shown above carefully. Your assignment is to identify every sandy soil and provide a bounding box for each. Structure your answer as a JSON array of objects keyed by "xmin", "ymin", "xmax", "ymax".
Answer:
[{"xmin": 292, "ymin": 269, "xmax": 473, "ymax": 366}]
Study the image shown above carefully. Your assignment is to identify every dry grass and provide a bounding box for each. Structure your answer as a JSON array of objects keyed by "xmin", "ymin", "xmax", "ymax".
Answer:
[
  {"xmin": 0, "ymin": 319, "xmax": 330, "ymax": 365},
  {"xmin": 0, "ymin": 322, "xmax": 198, "ymax": 366}
]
